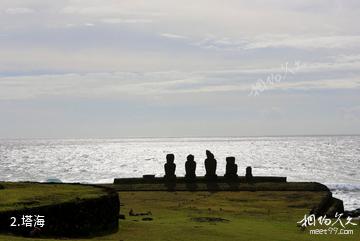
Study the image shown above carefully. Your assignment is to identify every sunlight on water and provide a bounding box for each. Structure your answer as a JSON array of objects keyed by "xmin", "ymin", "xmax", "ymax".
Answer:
[{"xmin": 0, "ymin": 136, "xmax": 359, "ymax": 210}]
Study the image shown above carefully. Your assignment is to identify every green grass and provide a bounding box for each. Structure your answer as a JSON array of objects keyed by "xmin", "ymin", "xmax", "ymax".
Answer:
[
  {"xmin": 0, "ymin": 190, "xmax": 358, "ymax": 241},
  {"xmin": 0, "ymin": 182, "xmax": 108, "ymax": 212}
]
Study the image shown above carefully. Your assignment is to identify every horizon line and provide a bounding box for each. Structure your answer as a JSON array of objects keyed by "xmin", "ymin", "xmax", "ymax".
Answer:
[{"xmin": 1, "ymin": 133, "xmax": 360, "ymax": 141}]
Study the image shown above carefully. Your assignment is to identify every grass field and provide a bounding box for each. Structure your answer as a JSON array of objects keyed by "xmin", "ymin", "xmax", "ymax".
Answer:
[
  {"xmin": 0, "ymin": 190, "xmax": 358, "ymax": 241},
  {"xmin": 0, "ymin": 182, "xmax": 108, "ymax": 212}
]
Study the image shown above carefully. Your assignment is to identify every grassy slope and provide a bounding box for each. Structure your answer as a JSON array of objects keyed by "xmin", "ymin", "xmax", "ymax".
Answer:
[
  {"xmin": 0, "ymin": 190, "xmax": 359, "ymax": 241},
  {"xmin": 0, "ymin": 182, "xmax": 108, "ymax": 212}
]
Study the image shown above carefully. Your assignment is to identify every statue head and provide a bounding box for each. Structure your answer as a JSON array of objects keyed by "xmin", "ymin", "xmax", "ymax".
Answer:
[
  {"xmin": 166, "ymin": 154, "xmax": 175, "ymax": 163},
  {"xmin": 187, "ymin": 154, "xmax": 194, "ymax": 162},
  {"xmin": 226, "ymin": 156, "xmax": 235, "ymax": 165},
  {"xmin": 205, "ymin": 150, "xmax": 214, "ymax": 159}
]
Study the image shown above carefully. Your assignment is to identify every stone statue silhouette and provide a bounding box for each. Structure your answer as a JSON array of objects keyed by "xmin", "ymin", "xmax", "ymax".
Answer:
[
  {"xmin": 246, "ymin": 166, "xmax": 253, "ymax": 180},
  {"xmin": 185, "ymin": 154, "xmax": 196, "ymax": 179},
  {"xmin": 204, "ymin": 150, "xmax": 217, "ymax": 179},
  {"xmin": 164, "ymin": 154, "xmax": 176, "ymax": 179},
  {"xmin": 225, "ymin": 156, "xmax": 238, "ymax": 178}
]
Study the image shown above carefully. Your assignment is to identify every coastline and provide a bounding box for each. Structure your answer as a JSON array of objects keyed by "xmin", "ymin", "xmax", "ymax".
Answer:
[{"xmin": 0, "ymin": 180, "xmax": 358, "ymax": 240}]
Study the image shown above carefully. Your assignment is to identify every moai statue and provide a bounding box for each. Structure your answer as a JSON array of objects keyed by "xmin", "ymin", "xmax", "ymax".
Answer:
[
  {"xmin": 245, "ymin": 166, "xmax": 253, "ymax": 180},
  {"xmin": 185, "ymin": 154, "xmax": 196, "ymax": 179},
  {"xmin": 204, "ymin": 150, "xmax": 217, "ymax": 179},
  {"xmin": 164, "ymin": 154, "xmax": 176, "ymax": 179},
  {"xmin": 224, "ymin": 156, "xmax": 238, "ymax": 179}
]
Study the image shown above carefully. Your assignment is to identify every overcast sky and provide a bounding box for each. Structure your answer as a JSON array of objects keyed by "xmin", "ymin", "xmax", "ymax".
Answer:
[{"xmin": 0, "ymin": 0, "xmax": 359, "ymax": 138}]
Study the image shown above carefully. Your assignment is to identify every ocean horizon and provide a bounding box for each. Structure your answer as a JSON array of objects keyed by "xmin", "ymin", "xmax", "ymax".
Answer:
[{"xmin": 0, "ymin": 135, "xmax": 359, "ymax": 210}]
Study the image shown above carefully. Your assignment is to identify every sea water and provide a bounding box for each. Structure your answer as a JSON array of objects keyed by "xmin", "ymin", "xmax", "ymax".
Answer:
[{"xmin": 0, "ymin": 136, "xmax": 359, "ymax": 210}]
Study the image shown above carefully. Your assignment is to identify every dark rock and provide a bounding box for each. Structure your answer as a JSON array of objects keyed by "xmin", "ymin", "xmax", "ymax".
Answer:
[
  {"xmin": 344, "ymin": 208, "xmax": 360, "ymax": 218},
  {"xmin": 185, "ymin": 154, "xmax": 196, "ymax": 179},
  {"xmin": 129, "ymin": 209, "xmax": 152, "ymax": 216},
  {"xmin": 245, "ymin": 166, "xmax": 253, "ymax": 180},
  {"xmin": 204, "ymin": 150, "xmax": 217, "ymax": 179},
  {"xmin": 325, "ymin": 198, "xmax": 344, "ymax": 217},
  {"xmin": 191, "ymin": 217, "xmax": 229, "ymax": 223},
  {"xmin": 164, "ymin": 154, "xmax": 176, "ymax": 179},
  {"xmin": 355, "ymin": 208, "xmax": 360, "ymax": 216},
  {"xmin": 312, "ymin": 193, "xmax": 345, "ymax": 218},
  {"xmin": 142, "ymin": 217, "xmax": 153, "ymax": 221},
  {"xmin": 224, "ymin": 156, "xmax": 238, "ymax": 179}
]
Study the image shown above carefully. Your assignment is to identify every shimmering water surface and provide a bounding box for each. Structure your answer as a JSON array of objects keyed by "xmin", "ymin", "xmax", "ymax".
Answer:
[{"xmin": 0, "ymin": 136, "xmax": 359, "ymax": 210}]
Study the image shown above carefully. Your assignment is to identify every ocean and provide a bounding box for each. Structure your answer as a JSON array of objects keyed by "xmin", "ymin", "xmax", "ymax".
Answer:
[{"xmin": 0, "ymin": 136, "xmax": 359, "ymax": 210}]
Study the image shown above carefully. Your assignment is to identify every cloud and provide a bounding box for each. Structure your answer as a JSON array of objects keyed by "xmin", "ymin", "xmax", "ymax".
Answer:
[
  {"xmin": 275, "ymin": 77, "xmax": 360, "ymax": 90},
  {"xmin": 60, "ymin": 2, "xmax": 166, "ymax": 17},
  {"xmin": 0, "ymin": 71, "xmax": 201, "ymax": 100},
  {"xmin": 5, "ymin": 7, "xmax": 35, "ymax": 14},
  {"xmin": 193, "ymin": 35, "xmax": 360, "ymax": 51},
  {"xmin": 332, "ymin": 54, "xmax": 360, "ymax": 63},
  {"xmin": 160, "ymin": 33, "xmax": 188, "ymax": 39},
  {"xmin": 1, "ymin": 65, "xmax": 359, "ymax": 100},
  {"xmin": 1, "ymin": 1, "xmax": 360, "ymax": 97},
  {"xmin": 101, "ymin": 18, "xmax": 153, "ymax": 24},
  {"xmin": 0, "ymin": 1, "xmax": 360, "ymax": 138},
  {"xmin": 244, "ymin": 35, "xmax": 360, "ymax": 50}
]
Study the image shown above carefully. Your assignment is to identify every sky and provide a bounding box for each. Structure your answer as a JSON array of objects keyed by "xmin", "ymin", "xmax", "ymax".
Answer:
[{"xmin": 0, "ymin": 0, "xmax": 359, "ymax": 138}]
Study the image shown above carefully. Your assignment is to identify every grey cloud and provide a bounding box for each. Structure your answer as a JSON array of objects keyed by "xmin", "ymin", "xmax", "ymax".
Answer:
[
  {"xmin": 0, "ymin": 0, "xmax": 359, "ymax": 137},
  {"xmin": 5, "ymin": 7, "xmax": 35, "ymax": 14},
  {"xmin": 160, "ymin": 33, "xmax": 188, "ymax": 39},
  {"xmin": 192, "ymin": 35, "xmax": 360, "ymax": 51},
  {"xmin": 1, "ymin": 61, "xmax": 359, "ymax": 100},
  {"xmin": 101, "ymin": 18, "xmax": 153, "ymax": 24}
]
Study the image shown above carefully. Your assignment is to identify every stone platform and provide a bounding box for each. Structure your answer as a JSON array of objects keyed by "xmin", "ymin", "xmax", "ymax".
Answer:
[{"xmin": 113, "ymin": 175, "xmax": 287, "ymax": 186}]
